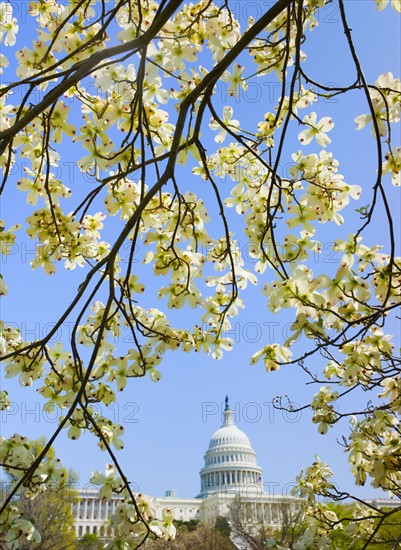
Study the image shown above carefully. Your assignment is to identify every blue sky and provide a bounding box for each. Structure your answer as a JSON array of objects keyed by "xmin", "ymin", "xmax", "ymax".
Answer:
[{"xmin": 1, "ymin": 0, "xmax": 400, "ymax": 501}]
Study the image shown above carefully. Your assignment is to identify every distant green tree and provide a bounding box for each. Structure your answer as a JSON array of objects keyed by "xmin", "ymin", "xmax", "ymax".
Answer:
[
  {"xmin": 215, "ymin": 516, "xmax": 231, "ymax": 537},
  {"xmin": 324, "ymin": 502, "xmax": 401, "ymax": 549},
  {"xmin": 145, "ymin": 522, "xmax": 234, "ymax": 549},
  {"xmin": 77, "ymin": 533, "xmax": 104, "ymax": 550},
  {"xmin": 373, "ymin": 508, "xmax": 401, "ymax": 549},
  {"xmin": 1, "ymin": 439, "xmax": 77, "ymax": 550},
  {"xmin": 174, "ymin": 519, "xmax": 200, "ymax": 532},
  {"xmin": 15, "ymin": 484, "xmax": 77, "ymax": 550}
]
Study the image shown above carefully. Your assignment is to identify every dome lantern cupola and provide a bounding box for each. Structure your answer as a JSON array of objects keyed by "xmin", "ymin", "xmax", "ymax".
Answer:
[{"xmin": 199, "ymin": 397, "xmax": 263, "ymax": 497}]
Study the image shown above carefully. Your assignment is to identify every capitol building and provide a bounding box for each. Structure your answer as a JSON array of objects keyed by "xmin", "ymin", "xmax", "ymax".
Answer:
[{"xmin": 74, "ymin": 397, "xmax": 300, "ymax": 540}]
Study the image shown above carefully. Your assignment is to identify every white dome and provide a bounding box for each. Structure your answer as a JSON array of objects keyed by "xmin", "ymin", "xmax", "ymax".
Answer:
[
  {"xmin": 199, "ymin": 397, "xmax": 263, "ymax": 497},
  {"xmin": 208, "ymin": 419, "xmax": 252, "ymax": 449}
]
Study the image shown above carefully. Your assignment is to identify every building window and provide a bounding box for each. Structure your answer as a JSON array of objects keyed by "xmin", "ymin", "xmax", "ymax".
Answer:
[{"xmin": 78, "ymin": 526, "xmax": 83, "ymax": 536}]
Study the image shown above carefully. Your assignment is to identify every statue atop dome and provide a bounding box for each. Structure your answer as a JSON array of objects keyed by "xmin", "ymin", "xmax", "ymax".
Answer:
[{"xmin": 225, "ymin": 395, "xmax": 229, "ymax": 411}]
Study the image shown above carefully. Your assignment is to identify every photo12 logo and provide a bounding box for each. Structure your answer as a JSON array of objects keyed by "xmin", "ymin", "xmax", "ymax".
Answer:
[{"xmin": 201, "ymin": 400, "xmax": 302, "ymax": 425}]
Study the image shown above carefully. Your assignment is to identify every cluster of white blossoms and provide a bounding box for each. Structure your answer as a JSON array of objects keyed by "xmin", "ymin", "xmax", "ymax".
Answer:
[
  {"xmin": 91, "ymin": 465, "xmax": 176, "ymax": 545},
  {"xmin": 0, "ymin": 435, "xmax": 69, "ymax": 547},
  {"xmin": 0, "ymin": 0, "xmax": 400, "ymax": 546},
  {"xmin": 355, "ymin": 72, "xmax": 401, "ymax": 187}
]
